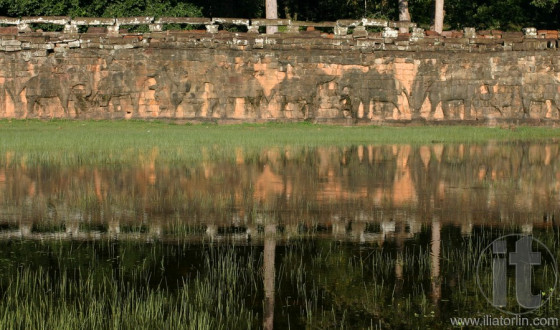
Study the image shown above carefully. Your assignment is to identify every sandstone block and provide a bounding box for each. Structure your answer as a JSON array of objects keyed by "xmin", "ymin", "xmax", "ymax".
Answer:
[
  {"xmin": 523, "ymin": 27, "xmax": 537, "ymax": 38},
  {"xmin": 463, "ymin": 27, "xmax": 476, "ymax": 38},
  {"xmin": 155, "ymin": 17, "xmax": 211, "ymax": 25},
  {"xmin": 212, "ymin": 18, "xmax": 250, "ymax": 26},
  {"xmin": 411, "ymin": 28, "xmax": 425, "ymax": 40},
  {"xmin": 20, "ymin": 16, "xmax": 70, "ymax": 25},
  {"xmin": 389, "ymin": 21, "xmax": 416, "ymax": 30},
  {"xmin": 3, "ymin": 45, "xmax": 21, "ymax": 51},
  {"xmin": 382, "ymin": 27, "xmax": 398, "ymax": 39},
  {"xmin": 1, "ymin": 39, "xmax": 21, "ymax": 46},
  {"xmin": 352, "ymin": 26, "xmax": 367, "ymax": 38},
  {"xmin": 113, "ymin": 44, "xmax": 134, "ymax": 50},
  {"xmin": 336, "ymin": 19, "xmax": 360, "ymax": 27},
  {"xmin": 149, "ymin": 24, "xmax": 162, "ymax": 32},
  {"xmin": 0, "ymin": 17, "xmax": 19, "ymax": 25},
  {"xmin": 425, "ymin": 30, "xmax": 440, "ymax": 37},
  {"xmin": 116, "ymin": 17, "xmax": 153, "ymax": 25},
  {"xmin": 86, "ymin": 27, "xmax": 108, "ymax": 34},
  {"xmin": 251, "ymin": 19, "xmax": 291, "ymax": 26},
  {"xmin": 362, "ymin": 18, "xmax": 387, "ymax": 27},
  {"xmin": 334, "ymin": 26, "xmax": 348, "ymax": 36},
  {"xmin": 0, "ymin": 26, "xmax": 18, "ymax": 34},
  {"xmin": 247, "ymin": 25, "xmax": 260, "ymax": 33},
  {"xmin": 253, "ymin": 38, "xmax": 264, "ymax": 48},
  {"xmin": 205, "ymin": 25, "xmax": 218, "ymax": 34},
  {"xmin": 291, "ymin": 21, "xmax": 336, "ymax": 28},
  {"xmin": 73, "ymin": 17, "xmax": 115, "ymax": 25},
  {"xmin": 68, "ymin": 40, "xmax": 80, "ymax": 48},
  {"xmin": 286, "ymin": 25, "xmax": 300, "ymax": 33}
]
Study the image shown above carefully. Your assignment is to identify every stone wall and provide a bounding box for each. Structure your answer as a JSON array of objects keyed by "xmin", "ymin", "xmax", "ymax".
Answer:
[{"xmin": 1, "ymin": 18, "xmax": 560, "ymax": 124}]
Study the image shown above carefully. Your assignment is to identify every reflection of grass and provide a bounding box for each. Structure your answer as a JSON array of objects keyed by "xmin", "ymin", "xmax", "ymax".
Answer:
[
  {"xmin": 78, "ymin": 223, "xmax": 108, "ymax": 232},
  {"xmin": 0, "ymin": 120, "xmax": 558, "ymax": 166},
  {"xmin": 1, "ymin": 228, "xmax": 560, "ymax": 328},
  {"xmin": 276, "ymin": 228, "xmax": 560, "ymax": 328},
  {"xmin": 31, "ymin": 222, "xmax": 65, "ymax": 233},
  {"xmin": 165, "ymin": 220, "xmax": 207, "ymax": 237},
  {"xmin": 0, "ymin": 241, "xmax": 260, "ymax": 329},
  {"xmin": 0, "ymin": 223, "xmax": 19, "ymax": 230},
  {"xmin": 120, "ymin": 224, "xmax": 149, "ymax": 234}
]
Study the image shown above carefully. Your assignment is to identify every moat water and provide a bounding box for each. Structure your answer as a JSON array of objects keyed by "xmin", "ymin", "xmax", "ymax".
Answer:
[{"xmin": 0, "ymin": 142, "xmax": 559, "ymax": 328}]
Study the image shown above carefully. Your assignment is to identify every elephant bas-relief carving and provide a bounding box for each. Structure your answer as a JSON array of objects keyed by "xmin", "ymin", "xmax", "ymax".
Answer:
[
  {"xmin": 21, "ymin": 68, "xmax": 93, "ymax": 117},
  {"xmin": 427, "ymin": 80, "xmax": 477, "ymax": 119},
  {"xmin": 149, "ymin": 66, "xmax": 191, "ymax": 117},
  {"xmin": 93, "ymin": 67, "xmax": 139, "ymax": 116},
  {"xmin": 520, "ymin": 74, "xmax": 560, "ymax": 118},
  {"xmin": 277, "ymin": 71, "xmax": 336, "ymax": 120},
  {"xmin": 409, "ymin": 60, "xmax": 484, "ymax": 120},
  {"xmin": 478, "ymin": 84, "xmax": 522, "ymax": 118},
  {"xmin": 410, "ymin": 78, "xmax": 478, "ymax": 120},
  {"xmin": 337, "ymin": 69, "xmax": 409, "ymax": 119}
]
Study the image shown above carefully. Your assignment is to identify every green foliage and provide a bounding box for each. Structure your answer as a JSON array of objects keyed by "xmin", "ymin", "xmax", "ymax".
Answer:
[
  {"xmin": 273, "ymin": 0, "xmax": 560, "ymax": 30},
  {"xmin": 531, "ymin": 0, "xmax": 559, "ymax": 9},
  {"xmin": 103, "ymin": 0, "xmax": 202, "ymax": 18},
  {"xmin": 0, "ymin": 0, "xmax": 559, "ymax": 30},
  {"xmin": 190, "ymin": 0, "xmax": 263, "ymax": 18},
  {"xmin": 442, "ymin": 0, "xmax": 547, "ymax": 31},
  {"xmin": 0, "ymin": 0, "xmax": 202, "ymax": 18}
]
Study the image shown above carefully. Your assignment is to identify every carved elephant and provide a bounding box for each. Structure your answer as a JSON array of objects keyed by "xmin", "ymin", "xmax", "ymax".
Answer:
[
  {"xmin": 520, "ymin": 74, "xmax": 560, "ymax": 118},
  {"xmin": 150, "ymin": 67, "xmax": 191, "ymax": 117},
  {"xmin": 411, "ymin": 79, "xmax": 477, "ymax": 119},
  {"xmin": 337, "ymin": 69, "xmax": 409, "ymax": 119},
  {"xmin": 21, "ymin": 68, "xmax": 92, "ymax": 117},
  {"xmin": 93, "ymin": 63, "xmax": 140, "ymax": 116},
  {"xmin": 278, "ymin": 72, "xmax": 336, "ymax": 119}
]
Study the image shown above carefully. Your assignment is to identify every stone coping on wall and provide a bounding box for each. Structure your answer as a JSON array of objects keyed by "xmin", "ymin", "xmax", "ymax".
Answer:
[
  {"xmin": 0, "ymin": 25, "xmax": 557, "ymax": 54},
  {"xmin": 0, "ymin": 16, "xmax": 557, "ymax": 46}
]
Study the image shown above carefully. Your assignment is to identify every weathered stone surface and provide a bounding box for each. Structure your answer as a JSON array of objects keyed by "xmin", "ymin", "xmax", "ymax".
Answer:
[
  {"xmin": 251, "ymin": 19, "xmax": 291, "ymax": 26},
  {"xmin": 523, "ymin": 27, "xmax": 538, "ymax": 38},
  {"xmin": 0, "ymin": 26, "xmax": 18, "ymax": 35},
  {"xmin": 212, "ymin": 18, "xmax": 250, "ymax": 26},
  {"xmin": 382, "ymin": 27, "xmax": 398, "ymax": 39},
  {"xmin": 20, "ymin": 16, "xmax": 70, "ymax": 25},
  {"xmin": 86, "ymin": 27, "xmax": 108, "ymax": 34},
  {"xmin": 155, "ymin": 17, "xmax": 212, "ymax": 25},
  {"xmin": 1, "ymin": 39, "xmax": 21, "ymax": 47},
  {"xmin": 73, "ymin": 17, "xmax": 115, "ymax": 26},
  {"xmin": 291, "ymin": 21, "xmax": 336, "ymax": 28},
  {"xmin": 0, "ymin": 30, "xmax": 558, "ymax": 124},
  {"xmin": 0, "ymin": 17, "xmax": 19, "ymax": 25}
]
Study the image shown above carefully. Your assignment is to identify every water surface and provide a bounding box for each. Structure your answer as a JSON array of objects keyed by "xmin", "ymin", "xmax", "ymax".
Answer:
[{"xmin": 0, "ymin": 142, "xmax": 559, "ymax": 328}]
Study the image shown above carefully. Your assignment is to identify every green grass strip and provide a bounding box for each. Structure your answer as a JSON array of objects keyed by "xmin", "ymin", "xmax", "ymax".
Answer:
[{"xmin": 0, "ymin": 120, "xmax": 558, "ymax": 166}]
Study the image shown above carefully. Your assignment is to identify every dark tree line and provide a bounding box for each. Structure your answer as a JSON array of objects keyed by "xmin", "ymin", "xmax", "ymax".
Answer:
[{"xmin": 0, "ymin": 0, "xmax": 559, "ymax": 31}]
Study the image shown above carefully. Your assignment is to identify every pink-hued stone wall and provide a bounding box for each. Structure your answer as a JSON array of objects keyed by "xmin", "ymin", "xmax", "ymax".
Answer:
[{"xmin": 1, "ymin": 30, "xmax": 560, "ymax": 124}]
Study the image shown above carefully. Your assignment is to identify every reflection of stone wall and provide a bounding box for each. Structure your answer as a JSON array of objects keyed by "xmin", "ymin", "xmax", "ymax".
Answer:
[
  {"xmin": 1, "ymin": 32, "xmax": 560, "ymax": 123},
  {"xmin": 0, "ymin": 143, "xmax": 558, "ymax": 227}
]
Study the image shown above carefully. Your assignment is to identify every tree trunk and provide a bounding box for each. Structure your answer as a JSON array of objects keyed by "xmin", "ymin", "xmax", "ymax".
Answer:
[
  {"xmin": 434, "ymin": 0, "xmax": 444, "ymax": 34},
  {"xmin": 398, "ymin": 0, "xmax": 411, "ymax": 34},
  {"xmin": 266, "ymin": 0, "xmax": 278, "ymax": 34}
]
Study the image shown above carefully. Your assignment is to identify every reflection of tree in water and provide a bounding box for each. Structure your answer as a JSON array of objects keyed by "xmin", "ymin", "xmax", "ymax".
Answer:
[{"xmin": 263, "ymin": 224, "xmax": 276, "ymax": 330}]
